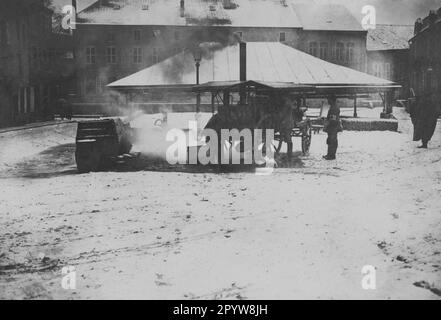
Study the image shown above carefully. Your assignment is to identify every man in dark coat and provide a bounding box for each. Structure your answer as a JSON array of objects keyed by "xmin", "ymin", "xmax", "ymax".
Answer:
[
  {"xmin": 57, "ymin": 97, "xmax": 67, "ymax": 120},
  {"xmin": 323, "ymin": 95, "xmax": 343, "ymax": 160},
  {"xmin": 278, "ymin": 95, "xmax": 295, "ymax": 158},
  {"xmin": 415, "ymin": 92, "xmax": 439, "ymax": 148}
]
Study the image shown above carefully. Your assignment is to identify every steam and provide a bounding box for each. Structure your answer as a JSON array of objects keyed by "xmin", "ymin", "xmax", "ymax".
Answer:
[
  {"xmin": 132, "ymin": 118, "xmax": 174, "ymax": 160},
  {"xmin": 159, "ymin": 27, "xmax": 240, "ymax": 83}
]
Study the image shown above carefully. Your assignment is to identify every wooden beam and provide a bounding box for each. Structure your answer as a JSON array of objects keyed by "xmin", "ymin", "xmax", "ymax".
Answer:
[{"xmin": 353, "ymin": 96, "xmax": 358, "ymax": 118}]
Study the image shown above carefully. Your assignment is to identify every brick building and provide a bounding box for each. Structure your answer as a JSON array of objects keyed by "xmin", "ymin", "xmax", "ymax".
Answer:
[
  {"xmin": 0, "ymin": 0, "xmax": 75, "ymax": 128},
  {"xmin": 367, "ymin": 24, "xmax": 414, "ymax": 99},
  {"xmin": 72, "ymin": 0, "xmax": 368, "ymax": 106},
  {"xmin": 409, "ymin": 8, "xmax": 441, "ymax": 103}
]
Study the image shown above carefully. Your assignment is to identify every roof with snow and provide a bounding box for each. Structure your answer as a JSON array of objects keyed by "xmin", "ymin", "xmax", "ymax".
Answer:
[
  {"xmin": 367, "ymin": 24, "xmax": 414, "ymax": 51},
  {"xmin": 76, "ymin": 0, "xmax": 362, "ymax": 31},
  {"xmin": 291, "ymin": 3, "xmax": 363, "ymax": 31},
  {"xmin": 77, "ymin": 0, "xmax": 302, "ymax": 28},
  {"xmin": 108, "ymin": 42, "xmax": 398, "ymax": 92}
]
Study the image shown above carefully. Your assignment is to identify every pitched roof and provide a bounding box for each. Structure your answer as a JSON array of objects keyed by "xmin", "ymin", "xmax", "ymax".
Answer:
[
  {"xmin": 77, "ymin": 0, "xmax": 302, "ymax": 28},
  {"xmin": 367, "ymin": 24, "xmax": 414, "ymax": 51},
  {"xmin": 108, "ymin": 42, "xmax": 396, "ymax": 90},
  {"xmin": 291, "ymin": 3, "xmax": 363, "ymax": 31}
]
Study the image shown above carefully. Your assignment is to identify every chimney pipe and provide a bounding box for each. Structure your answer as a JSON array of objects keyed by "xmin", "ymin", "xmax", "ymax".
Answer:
[
  {"xmin": 180, "ymin": 0, "xmax": 185, "ymax": 17},
  {"xmin": 240, "ymin": 42, "xmax": 246, "ymax": 82}
]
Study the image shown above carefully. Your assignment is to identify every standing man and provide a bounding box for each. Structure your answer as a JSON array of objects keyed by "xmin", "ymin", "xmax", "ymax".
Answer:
[
  {"xmin": 417, "ymin": 91, "xmax": 440, "ymax": 149},
  {"xmin": 65, "ymin": 94, "xmax": 74, "ymax": 120},
  {"xmin": 409, "ymin": 90, "xmax": 419, "ymax": 141},
  {"xmin": 323, "ymin": 95, "xmax": 343, "ymax": 160},
  {"xmin": 57, "ymin": 97, "xmax": 67, "ymax": 120},
  {"xmin": 279, "ymin": 95, "xmax": 295, "ymax": 159}
]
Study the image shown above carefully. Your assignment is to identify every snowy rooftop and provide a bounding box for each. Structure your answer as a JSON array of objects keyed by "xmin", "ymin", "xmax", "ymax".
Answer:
[
  {"xmin": 292, "ymin": 3, "xmax": 363, "ymax": 31},
  {"xmin": 77, "ymin": 0, "xmax": 302, "ymax": 28},
  {"xmin": 367, "ymin": 25, "xmax": 414, "ymax": 51},
  {"xmin": 76, "ymin": 0, "xmax": 361, "ymax": 30}
]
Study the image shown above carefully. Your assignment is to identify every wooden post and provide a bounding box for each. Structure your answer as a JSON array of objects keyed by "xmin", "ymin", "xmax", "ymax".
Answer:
[
  {"xmin": 211, "ymin": 93, "xmax": 215, "ymax": 114},
  {"xmin": 353, "ymin": 96, "xmax": 358, "ymax": 118},
  {"xmin": 196, "ymin": 93, "xmax": 201, "ymax": 114},
  {"xmin": 381, "ymin": 93, "xmax": 386, "ymax": 113}
]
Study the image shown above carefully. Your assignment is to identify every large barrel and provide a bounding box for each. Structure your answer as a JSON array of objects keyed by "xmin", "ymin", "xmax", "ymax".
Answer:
[{"xmin": 75, "ymin": 118, "xmax": 133, "ymax": 173}]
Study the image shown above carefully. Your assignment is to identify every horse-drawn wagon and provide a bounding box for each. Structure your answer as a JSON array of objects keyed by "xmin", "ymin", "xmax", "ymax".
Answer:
[{"xmin": 194, "ymin": 80, "xmax": 314, "ymax": 163}]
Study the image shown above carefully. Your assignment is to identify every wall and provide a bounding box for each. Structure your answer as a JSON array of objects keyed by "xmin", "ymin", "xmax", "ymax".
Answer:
[
  {"xmin": 367, "ymin": 49, "xmax": 410, "ymax": 99},
  {"xmin": 297, "ymin": 30, "xmax": 368, "ymax": 72},
  {"xmin": 0, "ymin": 0, "xmax": 74, "ymax": 128}
]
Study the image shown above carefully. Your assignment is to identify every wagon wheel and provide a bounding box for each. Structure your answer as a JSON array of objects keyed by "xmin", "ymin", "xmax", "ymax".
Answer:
[{"xmin": 301, "ymin": 121, "xmax": 312, "ymax": 156}]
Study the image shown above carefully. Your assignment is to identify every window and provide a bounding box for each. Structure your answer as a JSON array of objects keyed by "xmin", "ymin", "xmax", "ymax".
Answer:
[
  {"xmin": 0, "ymin": 21, "xmax": 10, "ymax": 45},
  {"xmin": 48, "ymin": 48, "xmax": 55, "ymax": 60},
  {"xmin": 16, "ymin": 20, "xmax": 20, "ymax": 41},
  {"xmin": 309, "ymin": 42, "xmax": 318, "ymax": 57},
  {"xmin": 336, "ymin": 42, "xmax": 345, "ymax": 61},
  {"xmin": 86, "ymin": 77, "xmax": 97, "ymax": 95},
  {"xmin": 133, "ymin": 47, "xmax": 142, "ymax": 64},
  {"xmin": 22, "ymin": 24, "xmax": 26, "ymax": 45},
  {"xmin": 384, "ymin": 62, "xmax": 391, "ymax": 80},
  {"xmin": 319, "ymin": 42, "xmax": 328, "ymax": 60},
  {"xmin": 96, "ymin": 77, "xmax": 106, "ymax": 94},
  {"xmin": 106, "ymin": 46, "xmax": 116, "ymax": 64},
  {"xmin": 32, "ymin": 47, "xmax": 38, "ymax": 61},
  {"xmin": 86, "ymin": 47, "xmax": 96, "ymax": 64},
  {"xmin": 173, "ymin": 47, "xmax": 182, "ymax": 55},
  {"xmin": 17, "ymin": 54, "xmax": 22, "ymax": 77},
  {"xmin": 346, "ymin": 43, "xmax": 355, "ymax": 62},
  {"xmin": 134, "ymin": 30, "xmax": 141, "ymax": 42},
  {"xmin": 106, "ymin": 32, "xmax": 115, "ymax": 42},
  {"xmin": 373, "ymin": 62, "xmax": 381, "ymax": 77},
  {"xmin": 235, "ymin": 31, "xmax": 243, "ymax": 41},
  {"xmin": 45, "ymin": 15, "xmax": 52, "ymax": 33},
  {"xmin": 152, "ymin": 48, "xmax": 159, "ymax": 64},
  {"xmin": 279, "ymin": 32, "xmax": 286, "ymax": 42}
]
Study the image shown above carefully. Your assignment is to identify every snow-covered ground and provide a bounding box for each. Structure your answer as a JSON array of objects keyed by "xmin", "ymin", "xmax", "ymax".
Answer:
[{"xmin": 0, "ymin": 108, "xmax": 440, "ymax": 300}]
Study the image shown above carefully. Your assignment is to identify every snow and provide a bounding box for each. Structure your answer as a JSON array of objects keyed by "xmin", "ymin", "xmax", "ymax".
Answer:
[{"xmin": 0, "ymin": 108, "xmax": 440, "ymax": 299}]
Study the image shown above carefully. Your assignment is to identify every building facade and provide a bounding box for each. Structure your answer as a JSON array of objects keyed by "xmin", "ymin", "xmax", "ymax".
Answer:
[
  {"xmin": 409, "ymin": 8, "xmax": 441, "ymax": 102},
  {"xmin": 0, "ymin": 0, "xmax": 74, "ymax": 128},
  {"xmin": 367, "ymin": 24, "xmax": 414, "ymax": 100},
  {"xmin": 72, "ymin": 0, "xmax": 368, "ymax": 108}
]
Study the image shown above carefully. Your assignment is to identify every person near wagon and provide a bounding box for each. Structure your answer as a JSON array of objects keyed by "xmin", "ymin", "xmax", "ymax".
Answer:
[
  {"xmin": 323, "ymin": 95, "xmax": 343, "ymax": 160},
  {"xmin": 279, "ymin": 95, "xmax": 296, "ymax": 158},
  {"xmin": 415, "ymin": 91, "xmax": 440, "ymax": 149}
]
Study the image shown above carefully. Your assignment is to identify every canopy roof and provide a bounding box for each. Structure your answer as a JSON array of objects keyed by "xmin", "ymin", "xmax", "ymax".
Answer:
[
  {"xmin": 194, "ymin": 80, "xmax": 315, "ymax": 92},
  {"xmin": 108, "ymin": 42, "xmax": 399, "ymax": 94}
]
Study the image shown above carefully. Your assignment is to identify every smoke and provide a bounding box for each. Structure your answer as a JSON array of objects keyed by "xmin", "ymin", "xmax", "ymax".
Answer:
[{"xmin": 159, "ymin": 27, "xmax": 240, "ymax": 83}]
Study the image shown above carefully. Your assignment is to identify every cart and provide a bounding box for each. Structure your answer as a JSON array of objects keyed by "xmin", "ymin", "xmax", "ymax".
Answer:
[{"xmin": 194, "ymin": 80, "xmax": 315, "ymax": 162}]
